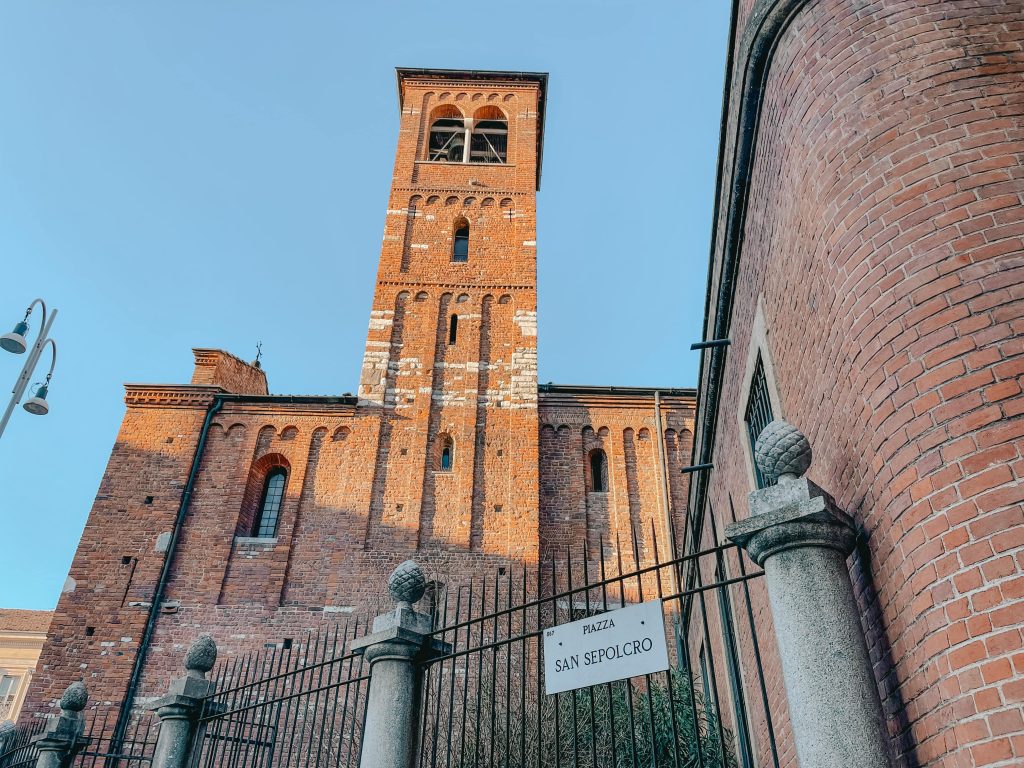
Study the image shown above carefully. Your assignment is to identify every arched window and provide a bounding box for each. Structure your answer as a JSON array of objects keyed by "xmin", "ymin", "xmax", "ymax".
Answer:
[
  {"xmin": 439, "ymin": 435, "xmax": 454, "ymax": 472},
  {"xmin": 471, "ymin": 106, "xmax": 508, "ymax": 163},
  {"xmin": 589, "ymin": 449, "xmax": 608, "ymax": 492},
  {"xmin": 253, "ymin": 468, "xmax": 287, "ymax": 537},
  {"xmin": 448, "ymin": 314, "xmax": 458, "ymax": 345},
  {"xmin": 453, "ymin": 221, "xmax": 469, "ymax": 262},
  {"xmin": 428, "ymin": 106, "xmax": 466, "ymax": 162}
]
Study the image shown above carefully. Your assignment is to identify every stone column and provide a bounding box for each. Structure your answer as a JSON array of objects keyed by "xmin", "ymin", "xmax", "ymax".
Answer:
[
  {"xmin": 351, "ymin": 561, "xmax": 450, "ymax": 768},
  {"xmin": 726, "ymin": 419, "xmax": 891, "ymax": 768},
  {"xmin": 33, "ymin": 682, "xmax": 87, "ymax": 768},
  {"xmin": 148, "ymin": 634, "xmax": 218, "ymax": 768}
]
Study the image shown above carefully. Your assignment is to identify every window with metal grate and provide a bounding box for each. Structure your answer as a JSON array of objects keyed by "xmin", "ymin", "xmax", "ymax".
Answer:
[{"xmin": 743, "ymin": 353, "xmax": 775, "ymax": 489}]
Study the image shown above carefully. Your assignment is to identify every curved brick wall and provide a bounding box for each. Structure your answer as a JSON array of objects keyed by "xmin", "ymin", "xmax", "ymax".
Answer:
[{"xmin": 703, "ymin": 1, "xmax": 1023, "ymax": 766}]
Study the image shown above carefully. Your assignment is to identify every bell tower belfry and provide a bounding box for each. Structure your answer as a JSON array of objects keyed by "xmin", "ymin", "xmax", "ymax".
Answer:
[{"xmin": 359, "ymin": 68, "xmax": 547, "ymax": 561}]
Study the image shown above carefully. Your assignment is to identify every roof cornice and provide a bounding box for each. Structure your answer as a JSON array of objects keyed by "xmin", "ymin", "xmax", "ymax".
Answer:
[{"xmin": 123, "ymin": 385, "xmax": 359, "ymax": 411}]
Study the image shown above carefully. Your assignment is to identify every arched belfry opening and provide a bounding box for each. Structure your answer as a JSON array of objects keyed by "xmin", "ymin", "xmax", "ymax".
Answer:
[
  {"xmin": 470, "ymin": 105, "xmax": 508, "ymax": 163},
  {"xmin": 428, "ymin": 105, "xmax": 466, "ymax": 162}
]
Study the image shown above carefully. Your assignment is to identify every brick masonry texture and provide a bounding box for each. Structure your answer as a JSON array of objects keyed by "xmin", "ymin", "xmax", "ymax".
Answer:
[
  {"xmin": 22, "ymin": 71, "xmax": 697, "ymax": 720},
  {"xmin": 697, "ymin": 1, "xmax": 1024, "ymax": 767}
]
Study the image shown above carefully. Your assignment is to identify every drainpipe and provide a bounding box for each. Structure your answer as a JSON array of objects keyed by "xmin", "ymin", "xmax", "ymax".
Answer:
[{"xmin": 109, "ymin": 394, "xmax": 225, "ymax": 755}]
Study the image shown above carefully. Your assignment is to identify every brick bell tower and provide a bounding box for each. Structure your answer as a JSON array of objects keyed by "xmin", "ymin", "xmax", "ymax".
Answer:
[{"xmin": 359, "ymin": 69, "xmax": 547, "ymax": 561}]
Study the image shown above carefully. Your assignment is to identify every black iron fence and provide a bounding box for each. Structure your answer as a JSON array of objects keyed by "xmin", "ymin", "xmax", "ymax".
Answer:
[
  {"xmin": 187, "ymin": 619, "xmax": 371, "ymax": 768},
  {"xmin": 417, "ymin": 527, "xmax": 781, "ymax": 768},
  {"xmin": 6, "ymin": 525, "xmax": 781, "ymax": 768},
  {"xmin": 0, "ymin": 719, "xmax": 44, "ymax": 768},
  {"xmin": 78, "ymin": 709, "xmax": 159, "ymax": 767},
  {"xmin": 0, "ymin": 709, "xmax": 158, "ymax": 768}
]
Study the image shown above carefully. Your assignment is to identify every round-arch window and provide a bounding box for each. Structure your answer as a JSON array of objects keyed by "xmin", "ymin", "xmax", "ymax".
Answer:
[
  {"xmin": 453, "ymin": 224, "xmax": 469, "ymax": 262},
  {"xmin": 589, "ymin": 449, "xmax": 608, "ymax": 492},
  {"xmin": 440, "ymin": 436, "xmax": 454, "ymax": 472},
  {"xmin": 253, "ymin": 468, "xmax": 287, "ymax": 537}
]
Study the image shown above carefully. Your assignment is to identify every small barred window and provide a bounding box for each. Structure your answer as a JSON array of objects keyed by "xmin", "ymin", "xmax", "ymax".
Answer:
[{"xmin": 743, "ymin": 353, "xmax": 775, "ymax": 489}]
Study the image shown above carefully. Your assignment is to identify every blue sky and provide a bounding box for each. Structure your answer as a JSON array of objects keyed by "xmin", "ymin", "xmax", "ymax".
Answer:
[{"xmin": 0, "ymin": 2, "xmax": 730, "ymax": 610}]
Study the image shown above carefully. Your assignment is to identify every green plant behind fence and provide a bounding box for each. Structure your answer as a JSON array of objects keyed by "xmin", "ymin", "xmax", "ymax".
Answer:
[{"xmin": 427, "ymin": 665, "xmax": 738, "ymax": 768}]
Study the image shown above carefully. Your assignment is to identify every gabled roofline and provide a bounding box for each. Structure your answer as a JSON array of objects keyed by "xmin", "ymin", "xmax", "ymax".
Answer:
[{"xmin": 396, "ymin": 67, "xmax": 549, "ymax": 190}]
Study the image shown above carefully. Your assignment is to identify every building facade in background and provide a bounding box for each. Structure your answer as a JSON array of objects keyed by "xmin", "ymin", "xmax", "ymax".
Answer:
[
  {"xmin": 0, "ymin": 610, "xmax": 51, "ymax": 724},
  {"xmin": 689, "ymin": 1, "xmax": 1023, "ymax": 767},
  {"xmin": 23, "ymin": 69, "xmax": 696, "ymax": 720}
]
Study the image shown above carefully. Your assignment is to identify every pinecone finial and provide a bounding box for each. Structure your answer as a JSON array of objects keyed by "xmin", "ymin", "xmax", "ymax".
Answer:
[
  {"xmin": 754, "ymin": 419, "xmax": 812, "ymax": 482},
  {"xmin": 388, "ymin": 561, "xmax": 427, "ymax": 608}
]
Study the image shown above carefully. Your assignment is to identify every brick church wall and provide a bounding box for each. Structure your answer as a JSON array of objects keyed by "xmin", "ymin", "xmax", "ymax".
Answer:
[
  {"xmin": 26, "ymin": 387, "xmax": 218, "ymax": 711},
  {"xmin": 698, "ymin": 2, "xmax": 1024, "ymax": 766},
  {"xmin": 538, "ymin": 388, "xmax": 695, "ymax": 571}
]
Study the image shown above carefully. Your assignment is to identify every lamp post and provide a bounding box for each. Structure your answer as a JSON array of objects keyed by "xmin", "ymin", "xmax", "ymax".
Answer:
[{"xmin": 0, "ymin": 298, "xmax": 58, "ymax": 439}]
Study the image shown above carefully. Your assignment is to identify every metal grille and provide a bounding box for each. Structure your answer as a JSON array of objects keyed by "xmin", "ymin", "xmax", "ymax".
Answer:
[
  {"xmin": 72, "ymin": 709, "xmax": 159, "ymax": 767},
  {"xmin": 0, "ymin": 719, "xmax": 44, "ymax": 768},
  {"xmin": 188, "ymin": 620, "xmax": 370, "ymax": 768},
  {"xmin": 742, "ymin": 354, "xmax": 775, "ymax": 489},
  {"xmin": 0, "ymin": 709, "xmax": 159, "ymax": 768},
  {"xmin": 417, "ymin": 524, "xmax": 781, "ymax": 768}
]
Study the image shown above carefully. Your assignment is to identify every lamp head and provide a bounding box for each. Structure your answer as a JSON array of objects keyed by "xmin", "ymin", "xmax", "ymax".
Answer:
[
  {"xmin": 24, "ymin": 382, "xmax": 49, "ymax": 416},
  {"xmin": 0, "ymin": 320, "xmax": 29, "ymax": 354}
]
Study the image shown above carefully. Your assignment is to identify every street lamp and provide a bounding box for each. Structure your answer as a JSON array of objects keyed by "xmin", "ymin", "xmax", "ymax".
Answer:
[
  {"xmin": 0, "ymin": 298, "xmax": 59, "ymax": 439},
  {"xmin": 0, "ymin": 320, "xmax": 30, "ymax": 354}
]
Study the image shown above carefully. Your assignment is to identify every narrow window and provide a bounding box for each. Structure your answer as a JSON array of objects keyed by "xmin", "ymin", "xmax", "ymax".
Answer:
[
  {"xmin": 589, "ymin": 448, "xmax": 608, "ymax": 492},
  {"xmin": 253, "ymin": 468, "xmax": 287, "ymax": 537},
  {"xmin": 743, "ymin": 353, "xmax": 775, "ymax": 489},
  {"xmin": 439, "ymin": 435, "xmax": 454, "ymax": 472},
  {"xmin": 448, "ymin": 314, "xmax": 458, "ymax": 345},
  {"xmin": 453, "ymin": 222, "xmax": 469, "ymax": 262}
]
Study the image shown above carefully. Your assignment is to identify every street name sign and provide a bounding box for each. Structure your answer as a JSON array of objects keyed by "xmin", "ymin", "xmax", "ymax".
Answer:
[{"xmin": 543, "ymin": 599, "xmax": 670, "ymax": 695}]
